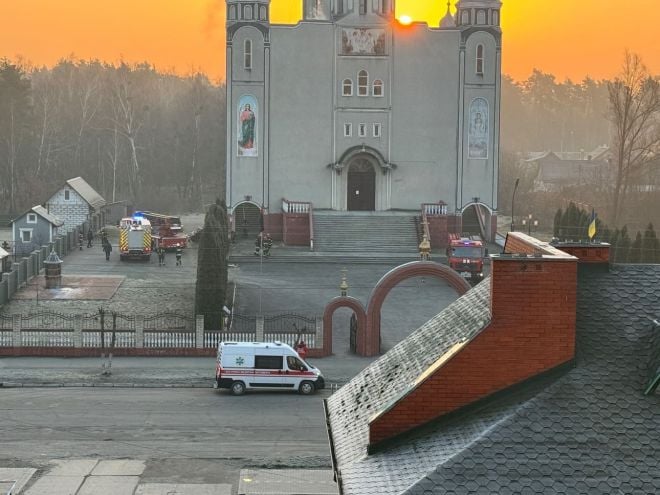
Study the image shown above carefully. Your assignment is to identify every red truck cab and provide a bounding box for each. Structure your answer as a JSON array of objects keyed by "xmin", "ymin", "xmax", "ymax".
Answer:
[{"xmin": 446, "ymin": 234, "xmax": 485, "ymax": 282}]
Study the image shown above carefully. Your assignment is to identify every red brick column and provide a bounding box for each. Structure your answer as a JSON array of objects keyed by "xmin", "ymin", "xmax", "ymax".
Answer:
[{"xmin": 322, "ymin": 297, "xmax": 367, "ymax": 356}]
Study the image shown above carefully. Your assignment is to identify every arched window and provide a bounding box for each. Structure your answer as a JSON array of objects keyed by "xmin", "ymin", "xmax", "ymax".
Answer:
[
  {"xmin": 342, "ymin": 78, "xmax": 353, "ymax": 96},
  {"xmin": 372, "ymin": 79, "xmax": 384, "ymax": 97},
  {"xmin": 492, "ymin": 10, "xmax": 499, "ymax": 26},
  {"xmin": 461, "ymin": 10, "xmax": 469, "ymax": 25},
  {"xmin": 476, "ymin": 44, "xmax": 484, "ymax": 75},
  {"xmin": 228, "ymin": 5, "xmax": 236, "ymax": 20},
  {"xmin": 476, "ymin": 9, "xmax": 486, "ymax": 25},
  {"xmin": 358, "ymin": 70, "xmax": 369, "ymax": 96},
  {"xmin": 359, "ymin": 0, "xmax": 368, "ymax": 15},
  {"xmin": 260, "ymin": 6, "xmax": 267, "ymax": 20},
  {"xmin": 244, "ymin": 39, "xmax": 252, "ymax": 70},
  {"xmin": 244, "ymin": 5, "xmax": 253, "ymax": 20}
]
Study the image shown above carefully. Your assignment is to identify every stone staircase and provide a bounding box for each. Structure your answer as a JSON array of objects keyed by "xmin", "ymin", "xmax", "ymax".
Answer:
[{"xmin": 312, "ymin": 211, "xmax": 419, "ymax": 254}]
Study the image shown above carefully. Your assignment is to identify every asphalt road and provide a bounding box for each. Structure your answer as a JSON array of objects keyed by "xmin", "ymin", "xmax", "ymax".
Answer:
[{"xmin": 0, "ymin": 387, "xmax": 331, "ymax": 488}]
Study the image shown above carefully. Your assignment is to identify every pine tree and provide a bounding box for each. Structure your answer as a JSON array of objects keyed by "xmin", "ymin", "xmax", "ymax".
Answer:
[
  {"xmin": 642, "ymin": 223, "xmax": 660, "ymax": 263},
  {"xmin": 629, "ymin": 231, "xmax": 643, "ymax": 263},
  {"xmin": 553, "ymin": 208, "xmax": 562, "ymax": 238},
  {"xmin": 195, "ymin": 198, "xmax": 229, "ymax": 329}
]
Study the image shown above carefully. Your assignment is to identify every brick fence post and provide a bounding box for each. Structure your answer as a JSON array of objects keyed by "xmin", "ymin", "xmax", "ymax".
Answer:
[
  {"xmin": 13, "ymin": 262, "xmax": 23, "ymax": 288},
  {"xmin": 73, "ymin": 314, "xmax": 83, "ymax": 348},
  {"xmin": 12, "ymin": 314, "xmax": 21, "ymax": 347},
  {"xmin": 135, "ymin": 315, "xmax": 144, "ymax": 348},
  {"xmin": 256, "ymin": 317, "xmax": 264, "ymax": 342},
  {"xmin": 196, "ymin": 315, "xmax": 205, "ymax": 349}
]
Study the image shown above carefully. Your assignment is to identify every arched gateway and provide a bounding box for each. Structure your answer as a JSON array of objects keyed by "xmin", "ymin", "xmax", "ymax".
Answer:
[{"xmin": 323, "ymin": 261, "xmax": 472, "ymax": 356}]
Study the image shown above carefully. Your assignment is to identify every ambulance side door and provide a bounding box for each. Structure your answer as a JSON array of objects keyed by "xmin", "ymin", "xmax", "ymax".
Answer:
[
  {"xmin": 284, "ymin": 355, "xmax": 313, "ymax": 389},
  {"xmin": 252, "ymin": 355, "xmax": 285, "ymax": 389}
]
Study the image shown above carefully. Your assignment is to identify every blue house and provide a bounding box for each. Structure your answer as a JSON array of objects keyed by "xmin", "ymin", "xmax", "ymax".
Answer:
[{"xmin": 10, "ymin": 205, "xmax": 64, "ymax": 257}]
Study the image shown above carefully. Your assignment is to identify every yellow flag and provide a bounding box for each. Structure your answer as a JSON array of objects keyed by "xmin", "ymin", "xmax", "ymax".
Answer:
[{"xmin": 588, "ymin": 209, "xmax": 597, "ymax": 240}]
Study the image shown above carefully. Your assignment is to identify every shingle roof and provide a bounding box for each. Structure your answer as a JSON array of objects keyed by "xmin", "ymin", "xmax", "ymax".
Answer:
[
  {"xmin": 326, "ymin": 281, "xmax": 492, "ymax": 489},
  {"xmin": 330, "ymin": 265, "xmax": 660, "ymax": 495},
  {"xmin": 66, "ymin": 177, "xmax": 106, "ymax": 209}
]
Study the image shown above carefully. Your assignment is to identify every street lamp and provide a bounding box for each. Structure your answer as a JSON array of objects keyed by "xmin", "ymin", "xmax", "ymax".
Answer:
[
  {"xmin": 521, "ymin": 214, "xmax": 539, "ymax": 236},
  {"xmin": 511, "ymin": 178, "xmax": 520, "ymax": 232}
]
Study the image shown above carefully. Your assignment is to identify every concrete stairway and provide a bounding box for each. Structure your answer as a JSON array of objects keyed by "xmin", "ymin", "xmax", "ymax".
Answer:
[{"xmin": 312, "ymin": 211, "xmax": 419, "ymax": 254}]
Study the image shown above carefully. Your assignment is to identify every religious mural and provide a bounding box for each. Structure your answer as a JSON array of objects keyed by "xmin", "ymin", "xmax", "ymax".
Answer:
[
  {"xmin": 468, "ymin": 98, "xmax": 489, "ymax": 159},
  {"xmin": 238, "ymin": 95, "xmax": 257, "ymax": 157},
  {"xmin": 341, "ymin": 28, "xmax": 386, "ymax": 56},
  {"xmin": 304, "ymin": 0, "xmax": 331, "ymax": 20}
]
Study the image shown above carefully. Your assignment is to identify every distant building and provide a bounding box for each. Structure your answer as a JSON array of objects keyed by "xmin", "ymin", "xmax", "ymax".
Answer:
[
  {"xmin": 9, "ymin": 205, "xmax": 63, "ymax": 257},
  {"xmin": 45, "ymin": 177, "xmax": 106, "ymax": 232},
  {"xmin": 225, "ymin": 0, "xmax": 502, "ymax": 241},
  {"xmin": 523, "ymin": 145, "xmax": 611, "ymax": 192}
]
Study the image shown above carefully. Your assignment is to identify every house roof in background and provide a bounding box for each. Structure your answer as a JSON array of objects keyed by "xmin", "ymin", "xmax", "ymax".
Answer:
[
  {"xmin": 0, "ymin": 247, "xmax": 8, "ymax": 258},
  {"xmin": 328, "ymin": 266, "xmax": 660, "ymax": 495},
  {"xmin": 65, "ymin": 177, "xmax": 106, "ymax": 209},
  {"xmin": 10, "ymin": 205, "xmax": 64, "ymax": 227}
]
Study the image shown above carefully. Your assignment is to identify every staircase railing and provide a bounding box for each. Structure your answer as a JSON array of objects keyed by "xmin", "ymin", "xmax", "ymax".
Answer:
[{"xmin": 420, "ymin": 202, "xmax": 448, "ymax": 244}]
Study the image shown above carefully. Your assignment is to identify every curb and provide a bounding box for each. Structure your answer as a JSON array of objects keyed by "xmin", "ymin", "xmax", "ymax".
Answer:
[{"xmin": 1, "ymin": 380, "xmax": 347, "ymax": 389}]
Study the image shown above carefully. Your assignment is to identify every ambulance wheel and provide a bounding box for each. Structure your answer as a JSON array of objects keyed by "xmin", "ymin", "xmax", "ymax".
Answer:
[
  {"xmin": 299, "ymin": 381, "xmax": 315, "ymax": 395},
  {"xmin": 230, "ymin": 381, "xmax": 246, "ymax": 396}
]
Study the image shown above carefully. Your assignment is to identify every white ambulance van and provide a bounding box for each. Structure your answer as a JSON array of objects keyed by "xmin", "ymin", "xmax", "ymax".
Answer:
[{"xmin": 215, "ymin": 341, "xmax": 325, "ymax": 395}]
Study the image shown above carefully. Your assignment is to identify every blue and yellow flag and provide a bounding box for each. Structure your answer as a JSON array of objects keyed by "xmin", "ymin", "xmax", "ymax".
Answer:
[{"xmin": 588, "ymin": 209, "xmax": 597, "ymax": 240}]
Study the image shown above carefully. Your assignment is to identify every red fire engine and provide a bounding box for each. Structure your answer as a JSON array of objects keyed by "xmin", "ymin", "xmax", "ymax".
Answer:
[
  {"xmin": 135, "ymin": 211, "xmax": 188, "ymax": 250},
  {"xmin": 446, "ymin": 234, "xmax": 485, "ymax": 282}
]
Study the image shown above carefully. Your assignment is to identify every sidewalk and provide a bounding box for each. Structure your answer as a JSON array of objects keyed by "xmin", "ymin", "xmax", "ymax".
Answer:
[{"xmin": 0, "ymin": 353, "xmax": 376, "ymax": 389}]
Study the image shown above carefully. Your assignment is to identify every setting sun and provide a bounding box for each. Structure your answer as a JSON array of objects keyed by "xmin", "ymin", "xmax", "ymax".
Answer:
[{"xmin": 398, "ymin": 15, "xmax": 413, "ymax": 26}]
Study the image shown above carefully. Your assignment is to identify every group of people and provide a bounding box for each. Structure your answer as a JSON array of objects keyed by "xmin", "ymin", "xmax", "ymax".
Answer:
[
  {"xmin": 79, "ymin": 229, "xmax": 112, "ymax": 260},
  {"xmin": 156, "ymin": 246, "xmax": 183, "ymax": 266},
  {"xmin": 254, "ymin": 232, "xmax": 273, "ymax": 257}
]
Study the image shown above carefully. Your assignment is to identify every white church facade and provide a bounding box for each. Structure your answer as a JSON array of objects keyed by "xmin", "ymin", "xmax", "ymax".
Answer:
[{"xmin": 226, "ymin": 0, "xmax": 502, "ymax": 244}]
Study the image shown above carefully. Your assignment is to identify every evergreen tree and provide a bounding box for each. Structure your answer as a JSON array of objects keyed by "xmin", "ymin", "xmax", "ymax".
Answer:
[
  {"xmin": 195, "ymin": 198, "xmax": 229, "ymax": 329},
  {"xmin": 642, "ymin": 223, "xmax": 660, "ymax": 263},
  {"xmin": 629, "ymin": 231, "xmax": 643, "ymax": 263},
  {"xmin": 553, "ymin": 208, "xmax": 562, "ymax": 238}
]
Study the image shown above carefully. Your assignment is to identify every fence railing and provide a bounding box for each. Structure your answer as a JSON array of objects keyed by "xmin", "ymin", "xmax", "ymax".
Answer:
[
  {"xmin": 422, "ymin": 202, "xmax": 448, "ymax": 216},
  {"xmin": 282, "ymin": 198, "xmax": 311, "ymax": 214},
  {"xmin": 0, "ymin": 312, "xmax": 323, "ymax": 351}
]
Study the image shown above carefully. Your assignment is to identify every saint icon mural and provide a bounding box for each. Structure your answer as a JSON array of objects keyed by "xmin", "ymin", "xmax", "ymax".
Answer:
[
  {"xmin": 238, "ymin": 95, "xmax": 257, "ymax": 157},
  {"xmin": 468, "ymin": 98, "xmax": 489, "ymax": 159}
]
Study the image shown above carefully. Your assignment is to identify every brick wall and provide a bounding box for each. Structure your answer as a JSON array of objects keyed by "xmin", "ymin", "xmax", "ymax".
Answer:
[
  {"xmin": 263, "ymin": 213, "xmax": 283, "ymax": 241},
  {"xmin": 368, "ymin": 234, "xmax": 578, "ymax": 448},
  {"xmin": 554, "ymin": 243, "xmax": 610, "ymax": 264},
  {"xmin": 283, "ymin": 213, "xmax": 310, "ymax": 246},
  {"xmin": 427, "ymin": 216, "xmax": 449, "ymax": 249},
  {"xmin": 47, "ymin": 188, "xmax": 91, "ymax": 232}
]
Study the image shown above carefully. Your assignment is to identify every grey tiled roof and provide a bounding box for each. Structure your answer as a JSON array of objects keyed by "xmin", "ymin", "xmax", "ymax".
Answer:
[
  {"xmin": 330, "ymin": 265, "xmax": 660, "ymax": 495},
  {"xmin": 66, "ymin": 177, "xmax": 106, "ymax": 209},
  {"xmin": 326, "ymin": 281, "xmax": 492, "ymax": 488}
]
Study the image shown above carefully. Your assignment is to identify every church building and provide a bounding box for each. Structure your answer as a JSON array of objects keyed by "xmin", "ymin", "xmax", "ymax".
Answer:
[{"xmin": 226, "ymin": 0, "xmax": 502, "ymax": 246}]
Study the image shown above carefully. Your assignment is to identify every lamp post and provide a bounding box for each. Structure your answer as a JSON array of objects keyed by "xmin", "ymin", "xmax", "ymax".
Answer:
[
  {"xmin": 510, "ymin": 178, "xmax": 520, "ymax": 232},
  {"xmin": 521, "ymin": 214, "xmax": 539, "ymax": 236}
]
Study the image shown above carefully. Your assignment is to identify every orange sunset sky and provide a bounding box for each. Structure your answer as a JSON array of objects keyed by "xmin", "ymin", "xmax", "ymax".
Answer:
[{"xmin": 2, "ymin": 0, "xmax": 659, "ymax": 82}]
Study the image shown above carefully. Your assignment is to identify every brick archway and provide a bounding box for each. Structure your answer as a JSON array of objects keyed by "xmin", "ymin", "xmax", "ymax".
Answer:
[
  {"xmin": 364, "ymin": 261, "xmax": 471, "ymax": 356},
  {"xmin": 322, "ymin": 297, "xmax": 368, "ymax": 356}
]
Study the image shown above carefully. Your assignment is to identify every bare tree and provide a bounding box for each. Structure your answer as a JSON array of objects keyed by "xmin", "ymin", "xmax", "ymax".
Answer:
[{"xmin": 607, "ymin": 51, "xmax": 660, "ymax": 227}]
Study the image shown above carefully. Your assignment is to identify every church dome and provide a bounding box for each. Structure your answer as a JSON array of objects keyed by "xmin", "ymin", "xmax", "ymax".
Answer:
[{"xmin": 440, "ymin": 2, "xmax": 455, "ymax": 28}]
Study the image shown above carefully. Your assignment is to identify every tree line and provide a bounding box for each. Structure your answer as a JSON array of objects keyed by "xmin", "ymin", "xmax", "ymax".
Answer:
[
  {"xmin": 0, "ymin": 58, "xmax": 226, "ymax": 215},
  {"xmin": 553, "ymin": 202, "xmax": 660, "ymax": 263}
]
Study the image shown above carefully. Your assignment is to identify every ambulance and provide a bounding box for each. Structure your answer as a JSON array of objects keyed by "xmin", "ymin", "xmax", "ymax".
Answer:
[{"xmin": 215, "ymin": 341, "xmax": 325, "ymax": 395}]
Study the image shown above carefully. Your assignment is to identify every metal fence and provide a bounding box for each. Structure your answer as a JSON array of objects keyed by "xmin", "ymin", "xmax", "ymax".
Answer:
[{"xmin": 264, "ymin": 314, "xmax": 317, "ymax": 348}]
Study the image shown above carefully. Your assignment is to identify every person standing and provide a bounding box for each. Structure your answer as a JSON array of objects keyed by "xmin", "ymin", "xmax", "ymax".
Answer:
[
  {"xmin": 157, "ymin": 246, "xmax": 165, "ymax": 266},
  {"xmin": 103, "ymin": 241, "xmax": 112, "ymax": 261},
  {"xmin": 87, "ymin": 229, "xmax": 94, "ymax": 248},
  {"xmin": 175, "ymin": 247, "xmax": 183, "ymax": 266}
]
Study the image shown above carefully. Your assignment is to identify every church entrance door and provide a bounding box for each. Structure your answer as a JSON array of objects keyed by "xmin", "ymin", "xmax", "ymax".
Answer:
[{"xmin": 347, "ymin": 158, "xmax": 376, "ymax": 211}]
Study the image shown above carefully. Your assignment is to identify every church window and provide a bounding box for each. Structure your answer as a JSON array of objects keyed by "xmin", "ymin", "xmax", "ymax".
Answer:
[
  {"xmin": 358, "ymin": 70, "xmax": 369, "ymax": 96},
  {"xmin": 460, "ymin": 10, "xmax": 469, "ymax": 25},
  {"xmin": 228, "ymin": 5, "xmax": 236, "ymax": 20},
  {"xmin": 343, "ymin": 78, "xmax": 353, "ymax": 96},
  {"xmin": 244, "ymin": 5, "xmax": 253, "ymax": 20},
  {"xmin": 244, "ymin": 39, "xmax": 252, "ymax": 70},
  {"xmin": 358, "ymin": 123, "xmax": 367, "ymax": 137},
  {"xmin": 372, "ymin": 79, "xmax": 384, "ymax": 97},
  {"xmin": 373, "ymin": 123, "xmax": 382, "ymax": 138},
  {"xmin": 476, "ymin": 44, "xmax": 484, "ymax": 75},
  {"xmin": 260, "ymin": 6, "xmax": 267, "ymax": 20},
  {"xmin": 476, "ymin": 9, "xmax": 486, "ymax": 25},
  {"xmin": 337, "ymin": 0, "xmax": 344, "ymax": 15},
  {"xmin": 359, "ymin": 0, "xmax": 368, "ymax": 15},
  {"xmin": 492, "ymin": 10, "xmax": 499, "ymax": 26},
  {"xmin": 344, "ymin": 123, "xmax": 353, "ymax": 137}
]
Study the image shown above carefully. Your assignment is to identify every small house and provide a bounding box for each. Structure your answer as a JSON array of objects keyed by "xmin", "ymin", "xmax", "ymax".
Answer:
[
  {"xmin": 10, "ymin": 205, "xmax": 64, "ymax": 257},
  {"xmin": 45, "ymin": 177, "xmax": 106, "ymax": 232}
]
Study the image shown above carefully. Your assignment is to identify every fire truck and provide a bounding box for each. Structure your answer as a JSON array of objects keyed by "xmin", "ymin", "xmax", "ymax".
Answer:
[
  {"xmin": 135, "ymin": 211, "xmax": 187, "ymax": 250},
  {"xmin": 446, "ymin": 234, "xmax": 485, "ymax": 282},
  {"xmin": 119, "ymin": 216, "xmax": 153, "ymax": 261}
]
